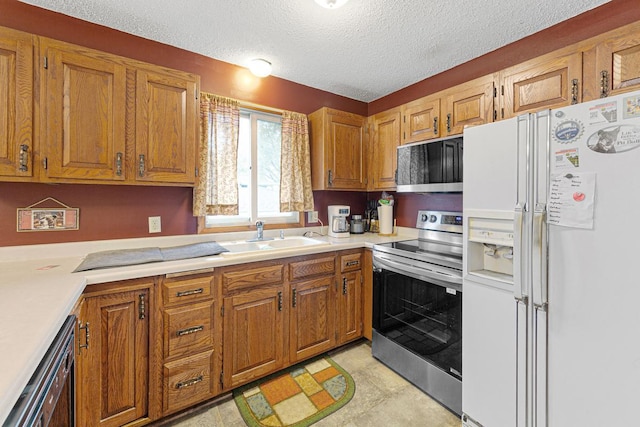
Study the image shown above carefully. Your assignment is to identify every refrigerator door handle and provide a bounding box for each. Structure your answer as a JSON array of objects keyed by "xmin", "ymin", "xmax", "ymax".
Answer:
[
  {"xmin": 513, "ymin": 204, "xmax": 527, "ymax": 303},
  {"xmin": 532, "ymin": 205, "xmax": 548, "ymax": 310}
]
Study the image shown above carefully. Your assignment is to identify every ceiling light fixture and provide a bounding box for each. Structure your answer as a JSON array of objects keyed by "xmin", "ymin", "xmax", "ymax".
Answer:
[
  {"xmin": 314, "ymin": 0, "xmax": 349, "ymax": 9},
  {"xmin": 248, "ymin": 58, "xmax": 272, "ymax": 77}
]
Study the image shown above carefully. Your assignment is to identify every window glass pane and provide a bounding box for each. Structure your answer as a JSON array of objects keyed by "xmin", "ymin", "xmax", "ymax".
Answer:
[
  {"xmin": 204, "ymin": 109, "xmax": 301, "ymax": 229},
  {"xmin": 257, "ymin": 118, "xmax": 281, "ymax": 217}
]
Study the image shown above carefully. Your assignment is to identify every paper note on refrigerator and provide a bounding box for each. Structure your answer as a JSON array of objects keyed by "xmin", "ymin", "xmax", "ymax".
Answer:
[{"xmin": 548, "ymin": 172, "xmax": 596, "ymax": 229}]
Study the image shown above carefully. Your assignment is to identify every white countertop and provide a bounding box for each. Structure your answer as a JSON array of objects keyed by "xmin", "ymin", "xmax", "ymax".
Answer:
[{"xmin": 0, "ymin": 227, "xmax": 415, "ymax": 424}]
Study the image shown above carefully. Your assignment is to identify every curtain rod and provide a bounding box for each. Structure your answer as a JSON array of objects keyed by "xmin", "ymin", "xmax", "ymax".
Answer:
[{"xmin": 200, "ymin": 91, "xmax": 284, "ymax": 115}]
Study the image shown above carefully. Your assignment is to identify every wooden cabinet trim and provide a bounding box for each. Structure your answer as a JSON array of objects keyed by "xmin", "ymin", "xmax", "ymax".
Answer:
[
  {"xmin": 162, "ymin": 274, "xmax": 214, "ymax": 306},
  {"xmin": 222, "ymin": 263, "xmax": 284, "ymax": 293},
  {"xmin": 289, "ymin": 255, "xmax": 336, "ymax": 281}
]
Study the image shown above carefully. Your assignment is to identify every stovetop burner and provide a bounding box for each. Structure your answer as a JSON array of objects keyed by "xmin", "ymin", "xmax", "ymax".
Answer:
[{"xmin": 373, "ymin": 210, "xmax": 463, "ymax": 270}]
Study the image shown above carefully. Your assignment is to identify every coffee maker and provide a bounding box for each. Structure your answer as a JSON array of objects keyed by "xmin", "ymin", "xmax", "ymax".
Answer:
[{"xmin": 328, "ymin": 205, "xmax": 350, "ymax": 238}]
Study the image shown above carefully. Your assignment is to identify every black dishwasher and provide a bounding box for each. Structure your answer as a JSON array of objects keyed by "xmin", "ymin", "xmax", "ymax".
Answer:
[{"xmin": 3, "ymin": 315, "xmax": 75, "ymax": 427}]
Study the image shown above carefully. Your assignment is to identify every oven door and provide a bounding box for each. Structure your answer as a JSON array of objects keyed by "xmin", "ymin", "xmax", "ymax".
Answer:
[{"xmin": 373, "ymin": 251, "xmax": 462, "ymax": 380}]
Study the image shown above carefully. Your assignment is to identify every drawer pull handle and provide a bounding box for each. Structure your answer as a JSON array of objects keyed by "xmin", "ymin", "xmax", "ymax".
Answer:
[
  {"xmin": 176, "ymin": 288, "xmax": 204, "ymax": 297},
  {"xmin": 79, "ymin": 321, "xmax": 90, "ymax": 351},
  {"xmin": 346, "ymin": 260, "xmax": 360, "ymax": 267},
  {"xmin": 177, "ymin": 325, "xmax": 204, "ymax": 337},
  {"xmin": 19, "ymin": 144, "xmax": 29, "ymax": 172},
  {"xmin": 176, "ymin": 375, "xmax": 203, "ymax": 389}
]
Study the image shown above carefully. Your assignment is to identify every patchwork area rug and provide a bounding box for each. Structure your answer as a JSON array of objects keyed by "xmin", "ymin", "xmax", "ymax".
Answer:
[{"xmin": 233, "ymin": 356, "xmax": 355, "ymax": 427}]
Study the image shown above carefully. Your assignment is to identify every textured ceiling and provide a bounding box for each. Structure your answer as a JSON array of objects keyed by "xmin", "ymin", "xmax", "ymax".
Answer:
[{"xmin": 19, "ymin": 0, "xmax": 609, "ymax": 102}]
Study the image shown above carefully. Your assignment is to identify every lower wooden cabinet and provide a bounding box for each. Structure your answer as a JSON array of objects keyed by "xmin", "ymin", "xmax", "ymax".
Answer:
[
  {"xmin": 222, "ymin": 284, "xmax": 286, "ymax": 389},
  {"xmin": 74, "ymin": 250, "xmax": 365, "ymax": 425},
  {"xmin": 76, "ymin": 279, "xmax": 153, "ymax": 427},
  {"xmin": 160, "ymin": 270, "xmax": 217, "ymax": 416},
  {"xmin": 289, "ymin": 259, "xmax": 337, "ymax": 363},
  {"xmin": 163, "ymin": 350, "xmax": 215, "ymax": 414},
  {"xmin": 338, "ymin": 251, "xmax": 363, "ymax": 344}
]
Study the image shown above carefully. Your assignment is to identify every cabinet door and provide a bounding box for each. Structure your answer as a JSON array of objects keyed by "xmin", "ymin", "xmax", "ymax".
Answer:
[
  {"xmin": 370, "ymin": 109, "xmax": 400, "ymax": 191},
  {"xmin": 135, "ymin": 68, "xmax": 198, "ymax": 184},
  {"xmin": 338, "ymin": 270, "xmax": 362, "ymax": 344},
  {"xmin": 593, "ymin": 30, "xmax": 640, "ymax": 98},
  {"xmin": 443, "ymin": 77, "xmax": 494, "ymax": 135},
  {"xmin": 289, "ymin": 276, "xmax": 336, "ymax": 363},
  {"xmin": 0, "ymin": 27, "xmax": 33, "ymax": 178},
  {"xmin": 222, "ymin": 286, "xmax": 285, "ymax": 389},
  {"xmin": 402, "ymin": 96, "xmax": 440, "ymax": 143},
  {"xmin": 77, "ymin": 287, "xmax": 150, "ymax": 427},
  {"xmin": 501, "ymin": 52, "xmax": 582, "ymax": 119},
  {"xmin": 327, "ymin": 110, "xmax": 366, "ymax": 189},
  {"xmin": 40, "ymin": 39, "xmax": 126, "ymax": 181}
]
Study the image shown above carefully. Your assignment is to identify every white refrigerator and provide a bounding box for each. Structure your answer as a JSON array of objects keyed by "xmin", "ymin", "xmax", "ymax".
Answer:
[{"xmin": 461, "ymin": 90, "xmax": 640, "ymax": 427}]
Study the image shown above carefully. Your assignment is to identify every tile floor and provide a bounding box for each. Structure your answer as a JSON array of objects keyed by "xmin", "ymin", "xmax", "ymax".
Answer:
[{"xmin": 163, "ymin": 340, "xmax": 462, "ymax": 427}]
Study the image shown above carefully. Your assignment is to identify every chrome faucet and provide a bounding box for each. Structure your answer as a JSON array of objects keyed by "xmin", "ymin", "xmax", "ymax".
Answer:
[{"xmin": 256, "ymin": 221, "xmax": 264, "ymax": 240}]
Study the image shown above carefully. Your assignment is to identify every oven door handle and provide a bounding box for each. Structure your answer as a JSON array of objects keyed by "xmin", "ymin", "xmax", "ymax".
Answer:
[{"xmin": 373, "ymin": 253, "xmax": 462, "ymax": 292}]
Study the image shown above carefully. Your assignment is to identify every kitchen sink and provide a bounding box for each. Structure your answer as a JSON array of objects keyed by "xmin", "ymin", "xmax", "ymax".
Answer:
[{"xmin": 220, "ymin": 236, "xmax": 330, "ymax": 255}]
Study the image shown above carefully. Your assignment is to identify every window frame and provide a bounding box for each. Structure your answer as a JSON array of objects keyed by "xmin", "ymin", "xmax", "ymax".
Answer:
[{"xmin": 198, "ymin": 108, "xmax": 303, "ymax": 234}]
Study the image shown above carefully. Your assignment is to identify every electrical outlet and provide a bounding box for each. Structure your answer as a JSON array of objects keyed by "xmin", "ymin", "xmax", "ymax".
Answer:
[
  {"xmin": 148, "ymin": 216, "xmax": 161, "ymax": 233},
  {"xmin": 307, "ymin": 211, "xmax": 319, "ymax": 223}
]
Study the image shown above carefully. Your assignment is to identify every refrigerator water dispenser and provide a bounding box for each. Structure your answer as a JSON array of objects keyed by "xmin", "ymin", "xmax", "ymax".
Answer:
[{"xmin": 466, "ymin": 216, "xmax": 514, "ymax": 284}]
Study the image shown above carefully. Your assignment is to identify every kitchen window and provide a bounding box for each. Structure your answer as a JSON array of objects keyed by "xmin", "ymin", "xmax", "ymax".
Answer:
[{"xmin": 204, "ymin": 109, "xmax": 300, "ymax": 228}]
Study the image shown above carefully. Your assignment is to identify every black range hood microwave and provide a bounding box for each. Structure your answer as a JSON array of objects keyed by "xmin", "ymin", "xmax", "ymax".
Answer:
[{"xmin": 396, "ymin": 135, "xmax": 463, "ymax": 193}]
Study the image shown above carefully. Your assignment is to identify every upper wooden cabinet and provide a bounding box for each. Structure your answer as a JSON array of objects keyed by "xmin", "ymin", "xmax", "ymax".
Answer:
[
  {"xmin": 0, "ymin": 27, "xmax": 33, "ymax": 179},
  {"xmin": 40, "ymin": 38, "xmax": 127, "ymax": 182},
  {"xmin": 500, "ymin": 52, "xmax": 583, "ymax": 119},
  {"xmin": 369, "ymin": 107, "xmax": 401, "ymax": 191},
  {"xmin": 402, "ymin": 96, "xmax": 440, "ymax": 143},
  {"xmin": 584, "ymin": 24, "xmax": 640, "ymax": 99},
  {"xmin": 135, "ymin": 68, "xmax": 198, "ymax": 184},
  {"xmin": 443, "ymin": 75, "xmax": 495, "ymax": 135},
  {"xmin": 309, "ymin": 107, "xmax": 367, "ymax": 190},
  {"xmin": 400, "ymin": 76, "xmax": 494, "ymax": 143},
  {"xmin": 38, "ymin": 37, "xmax": 199, "ymax": 185}
]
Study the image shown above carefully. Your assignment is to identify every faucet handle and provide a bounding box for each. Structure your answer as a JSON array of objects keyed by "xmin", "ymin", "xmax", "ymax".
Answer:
[{"xmin": 256, "ymin": 220, "xmax": 263, "ymax": 227}]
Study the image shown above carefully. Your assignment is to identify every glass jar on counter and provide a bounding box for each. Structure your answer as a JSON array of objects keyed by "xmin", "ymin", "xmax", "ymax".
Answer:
[{"xmin": 350, "ymin": 214, "xmax": 365, "ymax": 234}]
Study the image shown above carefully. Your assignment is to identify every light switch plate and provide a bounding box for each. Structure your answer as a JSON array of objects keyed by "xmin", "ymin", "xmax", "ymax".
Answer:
[{"xmin": 148, "ymin": 216, "xmax": 161, "ymax": 233}]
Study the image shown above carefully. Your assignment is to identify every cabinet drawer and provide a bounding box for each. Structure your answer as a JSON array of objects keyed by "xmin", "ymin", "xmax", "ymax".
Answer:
[
  {"xmin": 164, "ymin": 300, "xmax": 214, "ymax": 359},
  {"xmin": 164, "ymin": 350, "xmax": 215, "ymax": 414},
  {"xmin": 223, "ymin": 264, "xmax": 284, "ymax": 293},
  {"xmin": 162, "ymin": 273, "xmax": 213, "ymax": 306},
  {"xmin": 289, "ymin": 256, "xmax": 336, "ymax": 281},
  {"xmin": 341, "ymin": 252, "xmax": 362, "ymax": 273}
]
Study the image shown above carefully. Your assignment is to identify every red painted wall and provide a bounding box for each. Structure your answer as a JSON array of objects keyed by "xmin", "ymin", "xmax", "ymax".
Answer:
[{"xmin": 0, "ymin": 183, "xmax": 196, "ymax": 246}]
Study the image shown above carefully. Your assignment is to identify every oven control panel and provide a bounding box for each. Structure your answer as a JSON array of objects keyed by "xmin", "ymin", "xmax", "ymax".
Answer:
[{"xmin": 416, "ymin": 210, "xmax": 463, "ymax": 233}]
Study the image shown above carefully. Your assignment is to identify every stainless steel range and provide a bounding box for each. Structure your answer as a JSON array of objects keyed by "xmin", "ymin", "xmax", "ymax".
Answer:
[{"xmin": 372, "ymin": 210, "xmax": 463, "ymax": 416}]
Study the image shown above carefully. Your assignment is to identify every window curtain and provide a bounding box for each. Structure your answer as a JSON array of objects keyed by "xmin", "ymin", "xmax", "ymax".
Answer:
[
  {"xmin": 193, "ymin": 93, "xmax": 240, "ymax": 216},
  {"xmin": 280, "ymin": 111, "xmax": 314, "ymax": 212}
]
